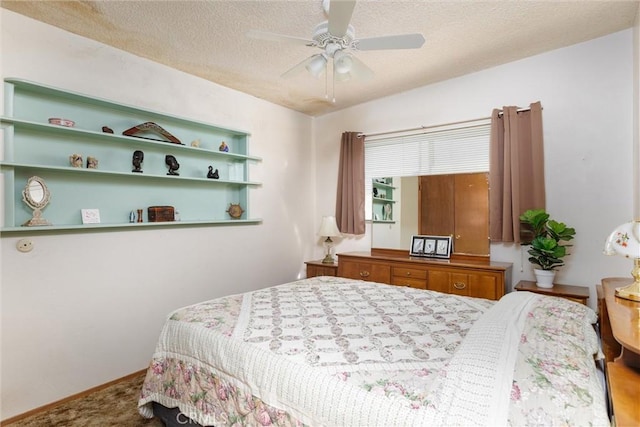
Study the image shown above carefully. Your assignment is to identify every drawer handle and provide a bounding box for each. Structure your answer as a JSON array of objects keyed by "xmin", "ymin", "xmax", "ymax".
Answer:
[
  {"xmin": 406, "ymin": 272, "xmax": 411, "ymax": 276},
  {"xmin": 453, "ymin": 282, "xmax": 466, "ymax": 290},
  {"xmin": 359, "ymin": 271, "xmax": 370, "ymax": 278}
]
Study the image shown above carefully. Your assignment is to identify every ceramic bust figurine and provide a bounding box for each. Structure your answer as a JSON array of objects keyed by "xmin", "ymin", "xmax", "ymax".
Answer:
[
  {"xmin": 69, "ymin": 153, "xmax": 83, "ymax": 168},
  {"xmin": 86, "ymin": 156, "xmax": 99, "ymax": 169},
  {"xmin": 165, "ymin": 155, "xmax": 180, "ymax": 175},
  {"xmin": 132, "ymin": 150, "xmax": 144, "ymax": 173}
]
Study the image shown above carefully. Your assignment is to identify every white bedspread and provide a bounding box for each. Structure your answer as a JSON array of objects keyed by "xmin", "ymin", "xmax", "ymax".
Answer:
[
  {"xmin": 423, "ymin": 291, "xmax": 537, "ymax": 426},
  {"xmin": 139, "ymin": 277, "xmax": 608, "ymax": 427}
]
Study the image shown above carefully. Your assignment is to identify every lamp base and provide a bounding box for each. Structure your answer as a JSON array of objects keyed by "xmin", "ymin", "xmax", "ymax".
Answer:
[
  {"xmin": 322, "ymin": 254, "xmax": 335, "ymax": 264},
  {"xmin": 615, "ymin": 280, "xmax": 640, "ymax": 302}
]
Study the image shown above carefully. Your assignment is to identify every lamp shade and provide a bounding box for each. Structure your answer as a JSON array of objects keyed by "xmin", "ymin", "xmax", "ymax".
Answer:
[
  {"xmin": 603, "ymin": 220, "xmax": 640, "ymax": 258},
  {"xmin": 333, "ymin": 50, "xmax": 353, "ymax": 74},
  {"xmin": 603, "ymin": 219, "xmax": 640, "ymax": 301},
  {"xmin": 306, "ymin": 54, "xmax": 327, "ymax": 78},
  {"xmin": 318, "ymin": 215, "xmax": 341, "ymax": 237}
]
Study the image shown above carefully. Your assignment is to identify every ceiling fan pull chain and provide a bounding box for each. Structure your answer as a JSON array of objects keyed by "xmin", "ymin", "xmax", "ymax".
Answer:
[
  {"xmin": 325, "ymin": 64, "xmax": 329, "ymax": 99},
  {"xmin": 332, "ymin": 65, "xmax": 336, "ymax": 103}
]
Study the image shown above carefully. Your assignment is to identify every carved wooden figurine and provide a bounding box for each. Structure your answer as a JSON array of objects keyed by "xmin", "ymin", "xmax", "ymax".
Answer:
[
  {"xmin": 132, "ymin": 150, "xmax": 144, "ymax": 173},
  {"xmin": 165, "ymin": 155, "xmax": 180, "ymax": 176}
]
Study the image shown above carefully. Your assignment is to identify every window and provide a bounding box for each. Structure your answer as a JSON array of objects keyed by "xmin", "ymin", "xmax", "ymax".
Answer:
[{"xmin": 364, "ymin": 120, "xmax": 490, "ymax": 220}]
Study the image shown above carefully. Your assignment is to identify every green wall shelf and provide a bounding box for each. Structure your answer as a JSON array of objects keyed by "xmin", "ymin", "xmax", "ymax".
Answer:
[{"xmin": 1, "ymin": 78, "xmax": 262, "ymax": 233}]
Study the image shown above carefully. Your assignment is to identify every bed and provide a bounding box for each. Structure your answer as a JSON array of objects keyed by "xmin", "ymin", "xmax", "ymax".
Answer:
[{"xmin": 138, "ymin": 276, "xmax": 609, "ymax": 426}]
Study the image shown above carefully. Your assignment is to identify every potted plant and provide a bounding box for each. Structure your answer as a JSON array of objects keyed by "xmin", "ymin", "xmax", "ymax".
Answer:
[{"xmin": 519, "ymin": 208, "xmax": 576, "ymax": 288}]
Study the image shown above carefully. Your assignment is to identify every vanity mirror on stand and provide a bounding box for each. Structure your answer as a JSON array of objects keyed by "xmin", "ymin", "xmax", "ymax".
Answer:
[{"xmin": 22, "ymin": 176, "xmax": 52, "ymax": 227}]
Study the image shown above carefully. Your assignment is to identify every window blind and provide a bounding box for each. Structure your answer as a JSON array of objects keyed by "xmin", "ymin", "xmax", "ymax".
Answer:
[{"xmin": 364, "ymin": 120, "xmax": 490, "ymax": 220}]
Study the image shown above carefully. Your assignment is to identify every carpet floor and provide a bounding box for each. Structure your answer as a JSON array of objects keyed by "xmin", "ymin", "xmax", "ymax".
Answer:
[{"xmin": 7, "ymin": 372, "xmax": 164, "ymax": 427}]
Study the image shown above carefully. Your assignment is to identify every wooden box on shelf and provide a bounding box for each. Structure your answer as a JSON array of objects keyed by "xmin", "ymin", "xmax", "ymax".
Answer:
[{"xmin": 147, "ymin": 206, "xmax": 175, "ymax": 222}]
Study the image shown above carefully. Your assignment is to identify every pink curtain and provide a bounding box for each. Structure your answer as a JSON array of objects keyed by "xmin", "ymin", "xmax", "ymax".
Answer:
[
  {"xmin": 335, "ymin": 131, "xmax": 365, "ymax": 235},
  {"xmin": 489, "ymin": 101, "xmax": 545, "ymax": 243}
]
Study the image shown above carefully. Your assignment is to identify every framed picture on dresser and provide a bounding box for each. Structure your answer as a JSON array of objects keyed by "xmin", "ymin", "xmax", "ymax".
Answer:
[{"xmin": 410, "ymin": 235, "xmax": 452, "ymax": 259}]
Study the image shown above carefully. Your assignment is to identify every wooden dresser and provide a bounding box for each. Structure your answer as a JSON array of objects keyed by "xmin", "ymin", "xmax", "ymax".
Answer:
[
  {"xmin": 597, "ymin": 277, "xmax": 640, "ymax": 426},
  {"xmin": 337, "ymin": 250, "xmax": 512, "ymax": 300}
]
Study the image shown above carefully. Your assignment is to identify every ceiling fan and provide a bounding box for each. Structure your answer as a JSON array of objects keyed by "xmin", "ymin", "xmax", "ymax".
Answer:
[{"xmin": 247, "ymin": 0, "xmax": 425, "ymax": 101}]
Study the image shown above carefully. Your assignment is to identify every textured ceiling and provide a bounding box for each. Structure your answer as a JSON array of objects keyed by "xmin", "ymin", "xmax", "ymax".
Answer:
[{"xmin": 2, "ymin": 1, "xmax": 638, "ymax": 116}]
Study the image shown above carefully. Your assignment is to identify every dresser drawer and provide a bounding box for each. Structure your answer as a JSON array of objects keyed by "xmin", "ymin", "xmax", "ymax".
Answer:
[
  {"xmin": 391, "ymin": 276, "xmax": 427, "ymax": 289},
  {"xmin": 392, "ymin": 267, "xmax": 427, "ymax": 280},
  {"xmin": 338, "ymin": 259, "xmax": 391, "ymax": 283},
  {"xmin": 429, "ymin": 269, "xmax": 503, "ymax": 300}
]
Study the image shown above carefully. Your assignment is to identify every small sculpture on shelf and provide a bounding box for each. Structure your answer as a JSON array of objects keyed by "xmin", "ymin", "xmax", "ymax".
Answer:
[
  {"xmin": 132, "ymin": 150, "xmax": 144, "ymax": 173},
  {"xmin": 123, "ymin": 122, "xmax": 182, "ymax": 145},
  {"xmin": 165, "ymin": 155, "xmax": 180, "ymax": 176},
  {"xmin": 207, "ymin": 166, "xmax": 219, "ymax": 179},
  {"xmin": 191, "ymin": 139, "xmax": 201, "ymax": 148},
  {"xmin": 219, "ymin": 141, "xmax": 229, "ymax": 152},
  {"xmin": 69, "ymin": 153, "xmax": 83, "ymax": 168},
  {"xmin": 226, "ymin": 203, "xmax": 244, "ymax": 219},
  {"xmin": 102, "ymin": 126, "xmax": 114, "ymax": 134},
  {"xmin": 86, "ymin": 156, "xmax": 99, "ymax": 169}
]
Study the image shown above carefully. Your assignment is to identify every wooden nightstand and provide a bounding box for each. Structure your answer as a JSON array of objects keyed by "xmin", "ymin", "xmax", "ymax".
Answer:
[
  {"xmin": 305, "ymin": 260, "xmax": 338, "ymax": 278},
  {"xmin": 514, "ymin": 280, "xmax": 590, "ymax": 305},
  {"xmin": 598, "ymin": 277, "xmax": 640, "ymax": 426}
]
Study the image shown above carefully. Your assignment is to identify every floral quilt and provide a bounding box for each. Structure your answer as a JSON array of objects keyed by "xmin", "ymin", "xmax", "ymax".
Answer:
[{"xmin": 138, "ymin": 276, "xmax": 608, "ymax": 426}]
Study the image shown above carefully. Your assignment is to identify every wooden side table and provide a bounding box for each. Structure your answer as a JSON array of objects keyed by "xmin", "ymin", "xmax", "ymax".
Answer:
[
  {"xmin": 514, "ymin": 280, "xmax": 590, "ymax": 305},
  {"xmin": 305, "ymin": 260, "xmax": 338, "ymax": 278},
  {"xmin": 598, "ymin": 277, "xmax": 640, "ymax": 426}
]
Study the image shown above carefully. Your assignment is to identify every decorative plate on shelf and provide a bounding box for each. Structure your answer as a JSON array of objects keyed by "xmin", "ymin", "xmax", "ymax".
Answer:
[{"xmin": 226, "ymin": 203, "xmax": 244, "ymax": 219}]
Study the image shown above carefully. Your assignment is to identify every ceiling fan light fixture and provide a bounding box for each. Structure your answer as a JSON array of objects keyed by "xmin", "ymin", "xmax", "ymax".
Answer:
[
  {"xmin": 306, "ymin": 54, "xmax": 327, "ymax": 78},
  {"xmin": 333, "ymin": 50, "xmax": 353, "ymax": 74}
]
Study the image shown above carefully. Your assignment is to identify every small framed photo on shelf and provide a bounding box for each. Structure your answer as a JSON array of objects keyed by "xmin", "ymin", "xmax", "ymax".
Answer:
[
  {"xmin": 410, "ymin": 235, "xmax": 452, "ymax": 259},
  {"xmin": 81, "ymin": 208, "xmax": 101, "ymax": 224}
]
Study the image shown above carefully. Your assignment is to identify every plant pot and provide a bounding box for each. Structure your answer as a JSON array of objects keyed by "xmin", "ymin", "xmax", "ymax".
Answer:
[{"xmin": 534, "ymin": 269, "xmax": 556, "ymax": 288}]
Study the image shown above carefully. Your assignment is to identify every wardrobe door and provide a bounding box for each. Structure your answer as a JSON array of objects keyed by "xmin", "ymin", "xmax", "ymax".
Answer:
[{"xmin": 454, "ymin": 173, "xmax": 489, "ymax": 255}]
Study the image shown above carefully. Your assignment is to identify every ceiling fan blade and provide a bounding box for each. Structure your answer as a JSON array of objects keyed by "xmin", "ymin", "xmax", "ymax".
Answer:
[
  {"xmin": 328, "ymin": 0, "xmax": 356, "ymax": 37},
  {"xmin": 355, "ymin": 33, "xmax": 426, "ymax": 51},
  {"xmin": 246, "ymin": 29, "xmax": 315, "ymax": 47}
]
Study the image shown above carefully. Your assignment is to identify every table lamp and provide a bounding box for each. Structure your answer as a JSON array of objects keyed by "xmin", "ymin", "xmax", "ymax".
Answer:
[
  {"xmin": 318, "ymin": 215, "xmax": 341, "ymax": 264},
  {"xmin": 603, "ymin": 219, "xmax": 640, "ymax": 301}
]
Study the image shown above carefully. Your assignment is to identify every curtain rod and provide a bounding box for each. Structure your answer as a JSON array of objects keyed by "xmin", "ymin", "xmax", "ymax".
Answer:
[
  {"xmin": 360, "ymin": 106, "xmax": 537, "ymax": 138},
  {"xmin": 359, "ymin": 117, "xmax": 489, "ymax": 138},
  {"xmin": 497, "ymin": 106, "xmax": 534, "ymax": 116}
]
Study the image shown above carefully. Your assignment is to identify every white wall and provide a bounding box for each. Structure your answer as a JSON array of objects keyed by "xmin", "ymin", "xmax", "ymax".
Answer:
[
  {"xmin": 315, "ymin": 30, "xmax": 635, "ymax": 304},
  {"xmin": 0, "ymin": 10, "xmax": 315, "ymax": 419},
  {"xmin": 1, "ymin": 8, "xmax": 637, "ymax": 421}
]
